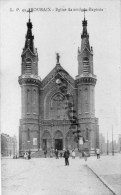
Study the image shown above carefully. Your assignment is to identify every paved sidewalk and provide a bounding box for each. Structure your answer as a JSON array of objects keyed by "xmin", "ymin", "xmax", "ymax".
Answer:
[
  {"xmin": 2, "ymin": 157, "xmax": 114, "ymax": 195},
  {"xmin": 86, "ymin": 154, "xmax": 121, "ymax": 195}
]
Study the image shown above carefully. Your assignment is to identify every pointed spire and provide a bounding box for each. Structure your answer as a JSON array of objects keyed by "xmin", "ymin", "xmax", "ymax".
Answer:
[
  {"xmin": 80, "ymin": 10, "xmax": 90, "ymax": 51},
  {"xmin": 24, "ymin": 9, "xmax": 35, "ymax": 53},
  {"xmin": 83, "ymin": 8, "xmax": 87, "ymax": 21},
  {"xmin": 81, "ymin": 9, "xmax": 88, "ymax": 39}
]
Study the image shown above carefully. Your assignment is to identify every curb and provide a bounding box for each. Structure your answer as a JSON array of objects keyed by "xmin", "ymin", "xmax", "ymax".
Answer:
[{"xmin": 86, "ymin": 165, "xmax": 118, "ymax": 195}]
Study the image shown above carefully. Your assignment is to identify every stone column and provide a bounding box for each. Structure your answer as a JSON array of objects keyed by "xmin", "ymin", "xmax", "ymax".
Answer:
[
  {"xmin": 63, "ymin": 120, "xmax": 66, "ymax": 149},
  {"xmin": 51, "ymin": 122, "xmax": 54, "ymax": 148}
]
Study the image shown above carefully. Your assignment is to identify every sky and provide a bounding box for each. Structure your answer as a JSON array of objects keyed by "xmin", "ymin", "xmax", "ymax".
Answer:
[{"xmin": 1, "ymin": 0, "xmax": 121, "ymax": 142}]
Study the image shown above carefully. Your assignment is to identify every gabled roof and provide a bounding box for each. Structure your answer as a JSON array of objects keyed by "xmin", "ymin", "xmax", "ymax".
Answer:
[
  {"xmin": 41, "ymin": 64, "xmax": 75, "ymax": 89},
  {"xmin": 79, "ymin": 47, "xmax": 93, "ymax": 55},
  {"xmin": 21, "ymin": 47, "xmax": 37, "ymax": 57}
]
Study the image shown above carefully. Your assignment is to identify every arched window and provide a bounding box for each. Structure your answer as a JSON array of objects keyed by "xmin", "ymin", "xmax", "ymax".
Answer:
[
  {"xmin": 27, "ymin": 89, "xmax": 31, "ymax": 113},
  {"xmin": 33, "ymin": 89, "xmax": 37, "ymax": 113},
  {"xmin": 85, "ymin": 128, "xmax": 89, "ymax": 140},
  {"xmin": 50, "ymin": 93, "xmax": 67, "ymax": 120},
  {"xmin": 26, "ymin": 58, "xmax": 32, "ymax": 73},
  {"xmin": 83, "ymin": 57, "xmax": 89, "ymax": 73},
  {"xmin": 27, "ymin": 129, "xmax": 30, "ymax": 141},
  {"xmin": 84, "ymin": 88, "xmax": 88, "ymax": 112}
]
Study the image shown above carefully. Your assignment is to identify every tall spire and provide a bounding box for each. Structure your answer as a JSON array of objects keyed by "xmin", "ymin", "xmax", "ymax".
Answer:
[
  {"xmin": 80, "ymin": 10, "xmax": 90, "ymax": 52},
  {"xmin": 24, "ymin": 9, "xmax": 35, "ymax": 53},
  {"xmin": 81, "ymin": 9, "xmax": 88, "ymax": 39},
  {"xmin": 28, "ymin": 8, "xmax": 32, "ymax": 21},
  {"xmin": 77, "ymin": 13, "xmax": 94, "ymax": 76}
]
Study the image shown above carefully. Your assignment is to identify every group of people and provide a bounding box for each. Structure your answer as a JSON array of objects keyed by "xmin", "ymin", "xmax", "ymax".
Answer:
[
  {"xmin": 43, "ymin": 148, "xmax": 76, "ymax": 165},
  {"xmin": 24, "ymin": 147, "xmax": 100, "ymax": 163}
]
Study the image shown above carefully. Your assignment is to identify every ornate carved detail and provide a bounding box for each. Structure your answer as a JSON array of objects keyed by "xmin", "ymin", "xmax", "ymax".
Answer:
[
  {"xmin": 18, "ymin": 75, "xmax": 41, "ymax": 86},
  {"xmin": 40, "ymin": 119, "xmax": 72, "ymax": 126},
  {"xmin": 20, "ymin": 118, "xmax": 39, "ymax": 125},
  {"xmin": 76, "ymin": 76, "xmax": 96, "ymax": 86},
  {"xmin": 53, "ymin": 94, "xmax": 65, "ymax": 101}
]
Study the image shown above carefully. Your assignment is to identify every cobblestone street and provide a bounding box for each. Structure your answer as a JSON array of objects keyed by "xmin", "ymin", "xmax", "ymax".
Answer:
[{"xmin": 1, "ymin": 157, "xmax": 116, "ymax": 195}]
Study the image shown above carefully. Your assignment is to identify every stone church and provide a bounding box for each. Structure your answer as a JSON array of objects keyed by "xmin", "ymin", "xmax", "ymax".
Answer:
[{"xmin": 19, "ymin": 15, "xmax": 99, "ymax": 155}]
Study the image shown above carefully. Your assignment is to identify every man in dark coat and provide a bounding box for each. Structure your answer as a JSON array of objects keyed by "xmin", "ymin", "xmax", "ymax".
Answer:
[
  {"xmin": 44, "ymin": 149, "xmax": 47, "ymax": 158},
  {"xmin": 55, "ymin": 149, "xmax": 59, "ymax": 159},
  {"xmin": 64, "ymin": 149, "xmax": 70, "ymax": 166}
]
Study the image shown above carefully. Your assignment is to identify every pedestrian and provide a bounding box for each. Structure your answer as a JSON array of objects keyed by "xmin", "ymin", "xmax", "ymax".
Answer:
[
  {"xmin": 83, "ymin": 152, "xmax": 87, "ymax": 162},
  {"xmin": 24, "ymin": 152, "xmax": 27, "ymax": 159},
  {"xmin": 60, "ymin": 151, "xmax": 63, "ymax": 158},
  {"xmin": 55, "ymin": 149, "xmax": 59, "ymax": 159},
  {"xmin": 64, "ymin": 149, "xmax": 70, "ymax": 166},
  {"xmin": 50, "ymin": 148, "xmax": 53, "ymax": 158},
  {"xmin": 28, "ymin": 151, "xmax": 31, "ymax": 160},
  {"xmin": 96, "ymin": 148, "xmax": 100, "ymax": 159},
  {"xmin": 44, "ymin": 149, "xmax": 47, "ymax": 158},
  {"xmin": 72, "ymin": 150, "xmax": 75, "ymax": 159}
]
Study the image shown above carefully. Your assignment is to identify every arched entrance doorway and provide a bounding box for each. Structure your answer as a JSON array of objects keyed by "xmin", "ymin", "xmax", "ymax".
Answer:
[
  {"xmin": 54, "ymin": 131, "xmax": 63, "ymax": 150},
  {"xmin": 42, "ymin": 131, "xmax": 51, "ymax": 150}
]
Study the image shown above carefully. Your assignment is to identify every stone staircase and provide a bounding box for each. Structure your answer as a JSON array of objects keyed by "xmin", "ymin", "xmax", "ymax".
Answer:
[
  {"xmin": 31, "ymin": 149, "xmax": 92, "ymax": 158},
  {"xmin": 31, "ymin": 150, "xmax": 54, "ymax": 158},
  {"xmin": 31, "ymin": 150, "xmax": 45, "ymax": 158}
]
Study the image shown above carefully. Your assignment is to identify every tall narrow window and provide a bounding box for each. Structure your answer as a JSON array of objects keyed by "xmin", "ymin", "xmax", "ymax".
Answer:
[
  {"xmin": 85, "ymin": 88, "xmax": 88, "ymax": 112},
  {"xmin": 86, "ymin": 128, "xmax": 88, "ymax": 140},
  {"xmin": 26, "ymin": 58, "xmax": 32, "ymax": 74},
  {"xmin": 83, "ymin": 57, "xmax": 89, "ymax": 73},
  {"xmin": 27, "ymin": 129, "xmax": 30, "ymax": 141},
  {"xmin": 27, "ymin": 89, "xmax": 30, "ymax": 113},
  {"xmin": 33, "ymin": 89, "xmax": 37, "ymax": 113}
]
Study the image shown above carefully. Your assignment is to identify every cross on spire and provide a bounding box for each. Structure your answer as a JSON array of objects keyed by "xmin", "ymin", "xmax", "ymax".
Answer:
[
  {"xmin": 82, "ymin": 8, "xmax": 87, "ymax": 20},
  {"xmin": 27, "ymin": 8, "xmax": 33, "ymax": 21}
]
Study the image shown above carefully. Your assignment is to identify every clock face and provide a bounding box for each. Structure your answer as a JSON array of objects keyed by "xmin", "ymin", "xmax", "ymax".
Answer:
[{"xmin": 56, "ymin": 78, "xmax": 61, "ymax": 84}]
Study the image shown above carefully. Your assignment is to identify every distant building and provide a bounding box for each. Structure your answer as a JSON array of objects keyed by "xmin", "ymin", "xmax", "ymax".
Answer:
[
  {"xmin": 108, "ymin": 140, "xmax": 118, "ymax": 153},
  {"xmin": 118, "ymin": 134, "xmax": 121, "ymax": 152},
  {"xmin": 99, "ymin": 133, "xmax": 106, "ymax": 154},
  {"xmin": 1, "ymin": 134, "xmax": 17, "ymax": 157}
]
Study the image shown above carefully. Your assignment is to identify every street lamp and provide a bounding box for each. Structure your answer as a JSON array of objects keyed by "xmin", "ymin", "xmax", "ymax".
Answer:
[
  {"xmin": 107, "ymin": 132, "xmax": 109, "ymax": 155},
  {"xmin": 112, "ymin": 126, "xmax": 114, "ymax": 156}
]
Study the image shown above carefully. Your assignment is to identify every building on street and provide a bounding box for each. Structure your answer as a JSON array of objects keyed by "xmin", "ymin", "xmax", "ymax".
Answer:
[
  {"xmin": 18, "ymin": 15, "xmax": 99, "ymax": 155},
  {"xmin": 1, "ymin": 133, "xmax": 17, "ymax": 157},
  {"xmin": 118, "ymin": 134, "xmax": 121, "ymax": 152}
]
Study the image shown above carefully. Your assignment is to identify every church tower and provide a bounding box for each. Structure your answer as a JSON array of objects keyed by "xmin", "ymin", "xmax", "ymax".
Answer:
[
  {"xmin": 76, "ymin": 16, "xmax": 99, "ymax": 153},
  {"xmin": 18, "ymin": 16, "xmax": 41, "ymax": 153},
  {"xmin": 18, "ymin": 13, "xmax": 99, "ymax": 155}
]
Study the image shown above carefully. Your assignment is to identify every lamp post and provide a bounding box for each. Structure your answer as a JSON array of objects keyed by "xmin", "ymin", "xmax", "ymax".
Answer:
[
  {"xmin": 51, "ymin": 121, "xmax": 54, "ymax": 149},
  {"xmin": 112, "ymin": 126, "xmax": 114, "ymax": 156},
  {"xmin": 107, "ymin": 132, "xmax": 109, "ymax": 155},
  {"xmin": 101, "ymin": 143, "xmax": 102, "ymax": 155}
]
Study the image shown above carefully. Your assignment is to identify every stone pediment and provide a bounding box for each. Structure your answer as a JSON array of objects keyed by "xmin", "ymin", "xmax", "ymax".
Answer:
[{"xmin": 41, "ymin": 64, "xmax": 75, "ymax": 89}]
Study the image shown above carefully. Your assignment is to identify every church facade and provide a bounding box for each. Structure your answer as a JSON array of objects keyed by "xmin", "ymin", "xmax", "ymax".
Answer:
[{"xmin": 18, "ymin": 16, "xmax": 99, "ymax": 155}]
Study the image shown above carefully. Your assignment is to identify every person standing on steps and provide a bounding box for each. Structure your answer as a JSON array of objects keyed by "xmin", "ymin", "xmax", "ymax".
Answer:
[
  {"xmin": 64, "ymin": 149, "xmax": 70, "ymax": 166},
  {"xmin": 55, "ymin": 149, "xmax": 59, "ymax": 159},
  {"xmin": 72, "ymin": 149, "xmax": 76, "ymax": 159},
  {"xmin": 44, "ymin": 149, "xmax": 47, "ymax": 158}
]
